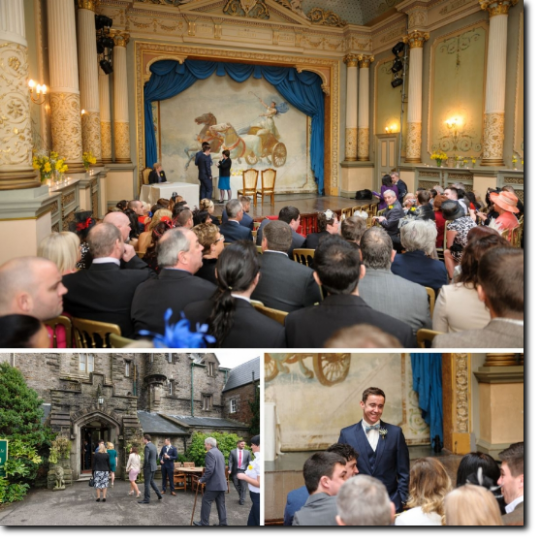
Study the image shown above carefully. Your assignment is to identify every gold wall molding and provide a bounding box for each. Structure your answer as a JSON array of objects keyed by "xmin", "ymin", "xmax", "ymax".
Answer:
[
  {"xmin": 111, "ymin": 31, "xmax": 130, "ymax": 47},
  {"xmin": 359, "ymin": 55, "xmax": 374, "ymax": 69},
  {"xmin": 101, "ymin": 120, "xmax": 112, "ymax": 162},
  {"xmin": 307, "ymin": 8, "xmax": 347, "ymax": 28},
  {"xmin": 403, "ymin": 30, "xmax": 430, "ymax": 49},
  {"xmin": 344, "ymin": 128, "xmax": 358, "ymax": 161},
  {"xmin": 358, "ymin": 127, "xmax": 369, "ymax": 161},
  {"xmin": 135, "ymin": 41, "xmax": 340, "ymax": 194},
  {"xmin": 144, "ymin": 54, "xmax": 187, "ymax": 82},
  {"xmin": 405, "ymin": 122, "xmax": 422, "ymax": 163},
  {"xmin": 481, "ymin": 112, "xmax": 505, "ymax": 165},
  {"xmin": 77, "ymin": 0, "xmax": 99, "ymax": 11},
  {"xmin": 82, "ymin": 111, "xmax": 102, "ymax": 161},
  {"xmin": 223, "ymin": 0, "xmax": 269, "ymax": 20},
  {"xmin": 479, "ymin": 0, "xmax": 518, "ymax": 17},
  {"xmin": 343, "ymin": 53, "xmax": 358, "ymax": 68},
  {"xmin": 114, "ymin": 121, "xmax": 131, "ymax": 162}
]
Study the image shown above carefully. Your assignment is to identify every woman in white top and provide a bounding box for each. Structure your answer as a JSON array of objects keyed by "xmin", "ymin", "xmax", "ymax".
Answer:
[
  {"xmin": 395, "ymin": 457, "xmax": 452, "ymax": 526},
  {"xmin": 433, "ymin": 229, "xmax": 509, "ymax": 333},
  {"xmin": 126, "ymin": 445, "xmax": 142, "ymax": 498},
  {"xmin": 237, "ymin": 434, "xmax": 260, "ymax": 526}
]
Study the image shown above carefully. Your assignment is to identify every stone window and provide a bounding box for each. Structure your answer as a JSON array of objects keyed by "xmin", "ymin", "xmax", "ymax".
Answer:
[
  {"xmin": 168, "ymin": 381, "xmax": 174, "ymax": 395},
  {"xmin": 230, "ymin": 398, "xmax": 237, "ymax": 414},
  {"xmin": 202, "ymin": 394, "xmax": 212, "ymax": 411},
  {"xmin": 207, "ymin": 362, "xmax": 216, "ymax": 377},
  {"xmin": 78, "ymin": 353, "xmax": 94, "ymax": 373},
  {"xmin": 125, "ymin": 360, "xmax": 131, "ymax": 377}
]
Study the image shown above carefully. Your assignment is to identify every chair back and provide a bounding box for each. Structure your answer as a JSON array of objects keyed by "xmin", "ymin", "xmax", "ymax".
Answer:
[
  {"xmin": 253, "ymin": 221, "xmax": 262, "ymax": 231},
  {"xmin": 293, "ymin": 248, "xmax": 315, "ymax": 267},
  {"xmin": 174, "ymin": 462, "xmax": 183, "ymax": 469},
  {"xmin": 71, "ymin": 317, "xmax": 122, "ymax": 348},
  {"xmin": 142, "ymin": 167, "xmax": 152, "ymax": 185},
  {"xmin": 184, "ymin": 462, "xmax": 195, "ymax": 468},
  {"xmin": 242, "ymin": 169, "xmax": 259, "ymax": 192},
  {"xmin": 136, "ymin": 251, "xmax": 146, "ymax": 259},
  {"xmin": 368, "ymin": 202, "xmax": 378, "ymax": 217},
  {"xmin": 254, "ymin": 304, "xmax": 288, "ymax": 325},
  {"xmin": 261, "ymin": 169, "xmax": 277, "ymax": 190},
  {"xmin": 44, "ymin": 315, "xmax": 72, "ymax": 348},
  {"xmin": 416, "ymin": 328, "xmax": 443, "ymax": 348},
  {"xmin": 256, "ymin": 245, "xmax": 263, "ymax": 254},
  {"xmin": 510, "ymin": 221, "xmax": 523, "ymax": 247},
  {"xmin": 109, "ymin": 333, "xmax": 133, "ymax": 348},
  {"xmin": 425, "ymin": 287, "xmax": 436, "ymax": 318},
  {"xmin": 443, "ymin": 220, "xmax": 450, "ymax": 251},
  {"xmin": 340, "ymin": 207, "xmax": 353, "ymax": 220},
  {"xmin": 250, "ymin": 299, "xmax": 264, "ymax": 307}
]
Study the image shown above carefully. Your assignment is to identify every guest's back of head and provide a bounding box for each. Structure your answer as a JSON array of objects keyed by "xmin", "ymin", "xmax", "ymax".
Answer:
[
  {"xmin": 0, "ymin": 314, "xmax": 49, "ymax": 348},
  {"xmin": 324, "ymin": 324, "xmax": 401, "ymax": 348},
  {"xmin": 225, "ymin": 199, "xmax": 242, "ymax": 219},
  {"xmin": 456, "ymin": 452, "xmax": 500, "ymax": 488},
  {"xmin": 341, "ymin": 216, "xmax": 367, "ymax": 247},
  {"xmin": 262, "ymin": 220, "xmax": 292, "ymax": 253},
  {"xmin": 88, "ymin": 223, "xmax": 123, "ymax": 259},
  {"xmin": 445, "ymin": 485, "xmax": 503, "ymax": 526},
  {"xmin": 400, "ymin": 219, "xmax": 437, "ymax": 254},
  {"xmin": 278, "ymin": 206, "xmax": 300, "ymax": 225},
  {"xmin": 360, "ymin": 228, "xmax": 393, "ymax": 269},
  {"xmin": 38, "ymin": 232, "xmax": 80, "ymax": 275}
]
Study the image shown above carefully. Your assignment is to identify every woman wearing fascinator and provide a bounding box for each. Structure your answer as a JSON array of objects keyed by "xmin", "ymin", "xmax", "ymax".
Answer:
[
  {"xmin": 305, "ymin": 209, "xmax": 340, "ymax": 249},
  {"xmin": 69, "ymin": 210, "xmax": 97, "ymax": 270}
]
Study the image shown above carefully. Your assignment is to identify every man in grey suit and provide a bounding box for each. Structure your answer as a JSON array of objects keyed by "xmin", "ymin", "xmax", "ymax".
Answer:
[
  {"xmin": 228, "ymin": 439, "xmax": 250, "ymax": 505},
  {"xmin": 138, "ymin": 434, "xmax": 163, "ymax": 504},
  {"xmin": 194, "ymin": 437, "xmax": 228, "ymax": 526},
  {"xmin": 358, "ymin": 228, "xmax": 431, "ymax": 334},
  {"xmin": 433, "ymin": 247, "xmax": 523, "ymax": 348},
  {"xmin": 293, "ymin": 452, "xmax": 348, "ymax": 526},
  {"xmin": 372, "ymin": 190, "xmax": 405, "ymax": 250}
]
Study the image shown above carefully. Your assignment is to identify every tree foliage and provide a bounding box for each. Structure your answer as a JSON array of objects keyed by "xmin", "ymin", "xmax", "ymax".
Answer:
[
  {"xmin": 248, "ymin": 384, "xmax": 260, "ymax": 437},
  {"xmin": 0, "ymin": 363, "xmax": 53, "ymax": 503},
  {"xmin": 187, "ymin": 432, "xmax": 251, "ymax": 467}
]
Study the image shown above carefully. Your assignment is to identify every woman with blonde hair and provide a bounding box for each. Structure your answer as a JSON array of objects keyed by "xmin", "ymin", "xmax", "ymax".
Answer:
[
  {"xmin": 200, "ymin": 198, "xmax": 220, "ymax": 226},
  {"xmin": 106, "ymin": 442, "xmax": 118, "ymax": 487},
  {"xmin": 193, "ymin": 223, "xmax": 225, "ymax": 284},
  {"xmin": 395, "ymin": 457, "xmax": 452, "ymax": 526},
  {"xmin": 445, "ymin": 484, "xmax": 503, "ymax": 526},
  {"xmin": 126, "ymin": 445, "xmax": 141, "ymax": 498},
  {"xmin": 38, "ymin": 231, "xmax": 81, "ymax": 275},
  {"xmin": 93, "ymin": 443, "xmax": 111, "ymax": 502},
  {"xmin": 137, "ymin": 208, "xmax": 173, "ymax": 255}
]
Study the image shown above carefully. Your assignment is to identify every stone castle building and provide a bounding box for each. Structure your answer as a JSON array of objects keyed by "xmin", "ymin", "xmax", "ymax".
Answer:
[{"xmin": 2, "ymin": 353, "xmax": 252, "ymax": 481}]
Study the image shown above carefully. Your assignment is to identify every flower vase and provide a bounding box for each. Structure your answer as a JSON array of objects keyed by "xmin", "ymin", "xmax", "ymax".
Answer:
[{"xmin": 436, "ymin": 159, "xmax": 442, "ymax": 168}]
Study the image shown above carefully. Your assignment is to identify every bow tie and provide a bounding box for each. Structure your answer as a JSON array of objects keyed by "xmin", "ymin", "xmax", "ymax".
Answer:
[{"xmin": 365, "ymin": 424, "xmax": 380, "ymax": 433}]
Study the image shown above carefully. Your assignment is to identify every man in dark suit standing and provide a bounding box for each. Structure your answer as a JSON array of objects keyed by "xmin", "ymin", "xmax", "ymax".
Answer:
[
  {"xmin": 338, "ymin": 387, "xmax": 409, "ymax": 513},
  {"xmin": 228, "ymin": 439, "xmax": 250, "ymax": 505},
  {"xmin": 256, "ymin": 206, "xmax": 306, "ymax": 258},
  {"xmin": 372, "ymin": 190, "xmax": 405, "ymax": 250},
  {"xmin": 220, "ymin": 199, "xmax": 252, "ymax": 243},
  {"xmin": 252, "ymin": 220, "xmax": 321, "ymax": 312},
  {"xmin": 138, "ymin": 434, "xmax": 162, "ymax": 504},
  {"xmin": 195, "ymin": 143, "xmax": 213, "ymax": 200},
  {"xmin": 159, "ymin": 438, "xmax": 178, "ymax": 496},
  {"xmin": 391, "ymin": 170, "xmax": 407, "ymax": 204},
  {"xmin": 194, "ymin": 437, "xmax": 228, "ymax": 526}
]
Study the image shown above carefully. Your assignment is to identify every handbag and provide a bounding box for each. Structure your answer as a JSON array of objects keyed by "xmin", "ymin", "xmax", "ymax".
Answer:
[{"xmin": 89, "ymin": 474, "xmax": 95, "ymax": 487}]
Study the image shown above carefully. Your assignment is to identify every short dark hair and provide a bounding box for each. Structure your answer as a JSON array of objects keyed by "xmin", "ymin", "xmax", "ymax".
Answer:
[
  {"xmin": 262, "ymin": 220, "xmax": 292, "ymax": 253},
  {"xmin": 499, "ymin": 442, "xmax": 524, "ymax": 477},
  {"xmin": 222, "ymin": 149, "xmax": 230, "ymax": 157},
  {"xmin": 278, "ymin": 206, "xmax": 300, "ymax": 224},
  {"xmin": 445, "ymin": 187, "xmax": 459, "ymax": 197},
  {"xmin": 303, "ymin": 452, "xmax": 346, "ymax": 494},
  {"xmin": 341, "ymin": 216, "xmax": 367, "ymax": 246},
  {"xmin": 361, "ymin": 387, "xmax": 386, "ymax": 403},
  {"xmin": 237, "ymin": 439, "xmax": 246, "ymax": 445},
  {"xmin": 143, "ymin": 434, "xmax": 151, "ymax": 442},
  {"xmin": 202, "ymin": 142, "xmax": 210, "ymax": 150},
  {"xmin": 417, "ymin": 190, "xmax": 431, "ymax": 205},
  {"xmin": 0, "ymin": 314, "xmax": 44, "ymax": 348},
  {"xmin": 174, "ymin": 208, "xmax": 193, "ymax": 227},
  {"xmin": 172, "ymin": 201, "xmax": 189, "ymax": 219},
  {"xmin": 326, "ymin": 443, "xmax": 359, "ymax": 462},
  {"xmin": 381, "ymin": 174, "xmax": 393, "ymax": 187},
  {"xmin": 251, "ymin": 435, "xmax": 260, "ymax": 447},
  {"xmin": 456, "ymin": 452, "xmax": 500, "ymax": 488},
  {"xmin": 477, "ymin": 247, "xmax": 523, "ymax": 316}
]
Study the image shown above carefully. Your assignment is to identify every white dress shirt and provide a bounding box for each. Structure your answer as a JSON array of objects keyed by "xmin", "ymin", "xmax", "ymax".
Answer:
[
  {"xmin": 361, "ymin": 419, "xmax": 380, "ymax": 452},
  {"xmin": 93, "ymin": 257, "xmax": 120, "ymax": 265},
  {"xmin": 505, "ymin": 495, "xmax": 523, "ymax": 514}
]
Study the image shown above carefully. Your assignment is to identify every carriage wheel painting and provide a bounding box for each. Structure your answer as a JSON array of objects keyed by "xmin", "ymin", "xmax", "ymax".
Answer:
[
  {"xmin": 313, "ymin": 354, "xmax": 351, "ymax": 387},
  {"xmin": 245, "ymin": 151, "xmax": 258, "ymax": 165},
  {"xmin": 272, "ymin": 142, "xmax": 287, "ymax": 167}
]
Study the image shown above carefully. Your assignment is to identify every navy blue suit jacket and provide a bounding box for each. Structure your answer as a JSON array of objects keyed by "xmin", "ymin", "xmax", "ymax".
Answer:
[
  {"xmin": 220, "ymin": 220, "xmax": 252, "ymax": 243},
  {"xmin": 195, "ymin": 151, "xmax": 212, "ymax": 181},
  {"xmin": 338, "ymin": 420, "xmax": 409, "ymax": 512},
  {"xmin": 221, "ymin": 209, "xmax": 254, "ymax": 231},
  {"xmin": 159, "ymin": 445, "xmax": 178, "ymax": 468},
  {"xmin": 284, "ymin": 485, "xmax": 309, "ymax": 526},
  {"xmin": 391, "ymin": 250, "xmax": 448, "ymax": 291}
]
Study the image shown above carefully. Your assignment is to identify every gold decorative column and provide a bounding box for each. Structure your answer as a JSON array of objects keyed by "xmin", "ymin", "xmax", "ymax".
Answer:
[
  {"xmin": 480, "ymin": 0, "xmax": 518, "ymax": 166},
  {"xmin": 403, "ymin": 30, "xmax": 429, "ymax": 164},
  {"xmin": 77, "ymin": 0, "xmax": 102, "ymax": 165},
  {"xmin": 98, "ymin": 66, "xmax": 112, "ymax": 163},
  {"xmin": 0, "ymin": 0, "xmax": 39, "ymax": 189},
  {"xmin": 358, "ymin": 55, "xmax": 374, "ymax": 162},
  {"xmin": 343, "ymin": 53, "xmax": 358, "ymax": 161},
  {"xmin": 47, "ymin": 0, "xmax": 84, "ymax": 172},
  {"xmin": 111, "ymin": 31, "xmax": 131, "ymax": 163}
]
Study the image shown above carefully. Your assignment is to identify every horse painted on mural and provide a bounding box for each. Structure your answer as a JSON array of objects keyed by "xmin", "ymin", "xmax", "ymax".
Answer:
[
  {"xmin": 184, "ymin": 112, "xmax": 224, "ymax": 170},
  {"xmin": 210, "ymin": 122, "xmax": 263, "ymax": 165}
]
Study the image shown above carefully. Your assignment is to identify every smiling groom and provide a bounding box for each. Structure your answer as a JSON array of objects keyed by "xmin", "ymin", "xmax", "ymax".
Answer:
[{"xmin": 337, "ymin": 387, "xmax": 410, "ymax": 512}]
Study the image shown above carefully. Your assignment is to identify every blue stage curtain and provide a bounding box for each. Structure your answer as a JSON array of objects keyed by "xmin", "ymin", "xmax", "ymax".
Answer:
[
  {"xmin": 410, "ymin": 353, "xmax": 443, "ymax": 446},
  {"xmin": 144, "ymin": 59, "xmax": 325, "ymax": 192}
]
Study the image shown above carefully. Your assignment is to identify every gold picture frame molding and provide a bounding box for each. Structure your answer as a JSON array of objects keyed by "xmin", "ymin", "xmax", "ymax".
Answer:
[{"xmin": 134, "ymin": 41, "xmax": 340, "ymax": 195}]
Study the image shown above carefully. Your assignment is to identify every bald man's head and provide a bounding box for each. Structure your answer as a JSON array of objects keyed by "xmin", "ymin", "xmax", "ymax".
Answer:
[
  {"xmin": 0, "ymin": 257, "xmax": 67, "ymax": 320},
  {"xmin": 103, "ymin": 211, "xmax": 131, "ymax": 242}
]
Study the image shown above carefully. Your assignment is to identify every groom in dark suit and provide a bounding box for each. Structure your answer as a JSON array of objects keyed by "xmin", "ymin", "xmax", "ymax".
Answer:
[
  {"xmin": 338, "ymin": 387, "xmax": 409, "ymax": 512},
  {"xmin": 159, "ymin": 438, "xmax": 178, "ymax": 495}
]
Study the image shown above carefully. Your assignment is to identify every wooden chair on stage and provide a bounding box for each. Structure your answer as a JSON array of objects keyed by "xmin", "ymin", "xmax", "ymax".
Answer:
[
  {"xmin": 257, "ymin": 168, "xmax": 277, "ymax": 205},
  {"xmin": 293, "ymin": 248, "xmax": 315, "ymax": 267},
  {"xmin": 44, "ymin": 315, "xmax": 72, "ymax": 348},
  {"xmin": 142, "ymin": 167, "xmax": 152, "ymax": 185},
  {"xmin": 109, "ymin": 333, "xmax": 132, "ymax": 348},
  {"xmin": 72, "ymin": 317, "xmax": 122, "ymax": 348},
  {"xmin": 238, "ymin": 169, "xmax": 259, "ymax": 202},
  {"xmin": 416, "ymin": 329, "xmax": 443, "ymax": 348},
  {"xmin": 254, "ymin": 304, "xmax": 288, "ymax": 325}
]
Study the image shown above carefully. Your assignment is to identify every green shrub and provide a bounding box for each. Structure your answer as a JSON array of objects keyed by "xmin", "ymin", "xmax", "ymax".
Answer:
[{"xmin": 186, "ymin": 432, "xmax": 251, "ymax": 467}]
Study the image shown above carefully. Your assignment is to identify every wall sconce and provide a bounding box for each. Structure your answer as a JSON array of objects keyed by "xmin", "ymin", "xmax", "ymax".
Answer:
[
  {"xmin": 385, "ymin": 125, "xmax": 398, "ymax": 133},
  {"xmin": 98, "ymin": 395, "xmax": 104, "ymax": 406},
  {"xmin": 81, "ymin": 109, "xmax": 86, "ymax": 115},
  {"xmin": 28, "ymin": 79, "xmax": 47, "ymax": 105}
]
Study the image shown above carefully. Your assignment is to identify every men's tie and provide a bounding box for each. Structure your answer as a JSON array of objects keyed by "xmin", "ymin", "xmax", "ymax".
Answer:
[
  {"xmin": 365, "ymin": 424, "xmax": 380, "ymax": 433},
  {"xmin": 238, "ymin": 450, "xmax": 242, "ymax": 467}
]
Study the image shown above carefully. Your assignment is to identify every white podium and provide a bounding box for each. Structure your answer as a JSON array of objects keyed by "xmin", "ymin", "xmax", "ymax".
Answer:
[{"xmin": 140, "ymin": 182, "xmax": 200, "ymax": 207}]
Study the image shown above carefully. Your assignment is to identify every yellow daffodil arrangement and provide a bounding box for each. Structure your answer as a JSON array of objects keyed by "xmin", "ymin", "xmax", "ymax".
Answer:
[
  {"xmin": 82, "ymin": 151, "xmax": 97, "ymax": 171},
  {"xmin": 32, "ymin": 150, "xmax": 67, "ymax": 182},
  {"xmin": 430, "ymin": 150, "xmax": 448, "ymax": 167},
  {"xmin": 512, "ymin": 154, "xmax": 518, "ymax": 164}
]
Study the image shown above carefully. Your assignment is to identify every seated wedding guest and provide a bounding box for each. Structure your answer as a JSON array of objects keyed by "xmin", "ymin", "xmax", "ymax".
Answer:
[
  {"xmin": 141, "ymin": 219, "xmax": 174, "ymax": 274},
  {"xmin": 124, "ymin": 207, "xmax": 140, "ymax": 244},
  {"xmin": 415, "ymin": 190, "xmax": 435, "ymax": 220},
  {"xmin": 0, "ymin": 257, "xmax": 67, "ymax": 321},
  {"xmin": 193, "ymin": 223, "xmax": 225, "ymax": 285},
  {"xmin": 103, "ymin": 211, "xmax": 133, "ymax": 245},
  {"xmin": 305, "ymin": 210, "xmax": 339, "ymax": 249},
  {"xmin": 192, "ymin": 209, "xmax": 213, "ymax": 226},
  {"xmin": 340, "ymin": 215, "xmax": 367, "ymax": 249},
  {"xmin": 69, "ymin": 210, "xmax": 96, "ymax": 270},
  {"xmin": 376, "ymin": 174, "xmax": 399, "ymax": 210},
  {"xmin": 336, "ymin": 475, "xmax": 394, "ymax": 526},
  {"xmin": 324, "ymin": 324, "xmax": 401, "ymax": 348},
  {"xmin": 372, "ymin": 190, "xmax": 404, "ymax": 250},
  {"xmin": 391, "ymin": 220, "xmax": 448, "ymax": 291},
  {"xmin": 444, "ymin": 186, "xmax": 468, "ymax": 214},
  {"xmin": 285, "ymin": 236, "xmax": 415, "ymax": 348},
  {"xmin": 466, "ymin": 191, "xmax": 481, "ymax": 211},
  {"xmin": 395, "ymin": 458, "xmax": 451, "ymax": 526},
  {"xmin": 501, "ymin": 185, "xmax": 524, "ymax": 217},
  {"xmin": 184, "ymin": 241, "xmax": 286, "ymax": 348},
  {"xmin": 148, "ymin": 162, "xmax": 167, "ymax": 184},
  {"xmin": 441, "ymin": 199, "xmax": 476, "ymax": 279},
  {"xmin": 432, "ymin": 194, "xmax": 448, "ymax": 248},
  {"xmin": 433, "ymin": 247, "xmax": 523, "ymax": 348},
  {"xmin": 137, "ymin": 209, "xmax": 173, "ymax": 255},
  {"xmin": 221, "ymin": 196, "xmax": 254, "ymax": 231},
  {"xmin": 62, "ymin": 223, "xmax": 153, "ymax": 337},
  {"xmin": 128, "ymin": 200, "xmax": 146, "ymax": 232},
  {"xmin": 402, "ymin": 193, "xmax": 416, "ymax": 215},
  {"xmin": 433, "ymin": 230, "xmax": 509, "ymax": 333},
  {"xmin": 476, "ymin": 188, "xmax": 501, "ymax": 226},
  {"xmin": 174, "ymin": 207, "xmax": 194, "ymax": 229},
  {"xmin": 252, "ymin": 221, "xmax": 321, "ymax": 312},
  {"xmin": 116, "ymin": 200, "xmax": 129, "ymax": 212},
  {"xmin": 444, "ymin": 485, "xmax": 503, "ymax": 526},
  {"xmin": 498, "ymin": 442, "xmax": 524, "ymax": 526},
  {"xmin": 131, "ymin": 227, "xmax": 216, "ymax": 336},
  {"xmin": 489, "ymin": 190, "xmax": 520, "ymax": 238},
  {"xmin": 0, "ymin": 314, "xmax": 50, "ymax": 348},
  {"xmin": 168, "ymin": 194, "xmax": 184, "ymax": 211},
  {"xmin": 292, "ymin": 452, "xmax": 348, "ymax": 526},
  {"xmin": 38, "ymin": 232, "xmax": 81, "ymax": 275},
  {"xmin": 256, "ymin": 206, "xmax": 306, "ymax": 257},
  {"xmin": 200, "ymin": 198, "xmax": 220, "ymax": 226},
  {"xmin": 220, "ymin": 199, "xmax": 252, "ymax": 243},
  {"xmin": 359, "ymin": 228, "xmax": 431, "ymax": 334}
]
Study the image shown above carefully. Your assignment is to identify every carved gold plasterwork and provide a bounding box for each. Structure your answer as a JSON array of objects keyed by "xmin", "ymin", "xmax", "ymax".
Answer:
[
  {"xmin": 405, "ymin": 122, "xmax": 422, "ymax": 163},
  {"xmin": 479, "ymin": 0, "xmax": 518, "ymax": 17},
  {"xmin": 0, "ymin": 42, "xmax": 34, "ymax": 172},
  {"xmin": 307, "ymin": 7, "xmax": 347, "ymax": 28},
  {"xmin": 111, "ymin": 31, "xmax": 130, "ymax": 47},
  {"xmin": 77, "ymin": 0, "xmax": 99, "ymax": 11},
  {"xmin": 223, "ymin": 0, "xmax": 269, "ymax": 19},
  {"xmin": 114, "ymin": 121, "xmax": 131, "ymax": 162},
  {"xmin": 144, "ymin": 54, "xmax": 187, "ymax": 82},
  {"xmin": 101, "ymin": 121, "xmax": 112, "ymax": 162},
  {"xmin": 358, "ymin": 127, "xmax": 369, "ymax": 161},
  {"xmin": 49, "ymin": 92, "xmax": 84, "ymax": 167},
  {"xmin": 359, "ymin": 55, "xmax": 374, "ymax": 69},
  {"xmin": 440, "ymin": 0, "xmax": 469, "ymax": 16},
  {"xmin": 82, "ymin": 111, "xmax": 102, "ymax": 161},
  {"xmin": 343, "ymin": 53, "xmax": 358, "ymax": 68},
  {"xmin": 453, "ymin": 353, "xmax": 470, "ymax": 433},
  {"xmin": 407, "ymin": 8, "xmax": 427, "ymax": 28},
  {"xmin": 344, "ymin": 128, "xmax": 357, "ymax": 161},
  {"xmin": 403, "ymin": 30, "xmax": 429, "ymax": 49},
  {"xmin": 481, "ymin": 112, "xmax": 505, "ymax": 165}
]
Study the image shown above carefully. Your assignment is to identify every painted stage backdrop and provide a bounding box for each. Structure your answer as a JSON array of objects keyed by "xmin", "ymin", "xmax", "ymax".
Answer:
[
  {"xmin": 156, "ymin": 74, "xmax": 317, "ymax": 193},
  {"xmin": 265, "ymin": 353, "xmax": 430, "ymax": 452}
]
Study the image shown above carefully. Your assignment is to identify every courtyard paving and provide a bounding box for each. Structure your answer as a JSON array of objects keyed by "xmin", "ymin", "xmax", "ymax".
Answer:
[{"xmin": 0, "ymin": 480, "xmax": 253, "ymax": 527}]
